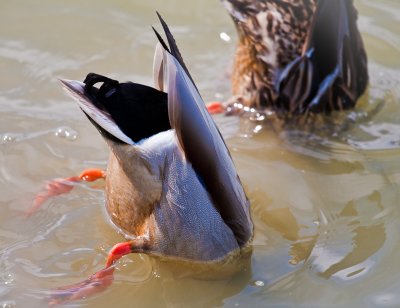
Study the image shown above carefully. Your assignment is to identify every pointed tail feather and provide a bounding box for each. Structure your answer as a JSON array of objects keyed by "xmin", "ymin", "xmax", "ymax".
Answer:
[
  {"xmin": 155, "ymin": 12, "xmax": 199, "ymax": 93},
  {"xmin": 152, "ymin": 15, "xmax": 253, "ymax": 246},
  {"xmin": 153, "ymin": 42, "xmax": 165, "ymax": 91},
  {"xmin": 154, "ymin": 14, "xmax": 254, "ymax": 246},
  {"xmin": 163, "ymin": 46, "xmax": 253, "ymax": 247}
]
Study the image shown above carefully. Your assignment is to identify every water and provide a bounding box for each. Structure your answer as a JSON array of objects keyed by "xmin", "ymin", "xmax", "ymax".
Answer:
[{"xmin": 1, "ymin": 0, "xmax": 400, "ymax": 307}]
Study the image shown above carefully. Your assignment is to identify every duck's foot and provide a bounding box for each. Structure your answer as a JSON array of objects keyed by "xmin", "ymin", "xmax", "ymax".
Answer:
[
  {"xmin": 27, "ymin": 168, "xmax": 106, "ymax": 216},
  {"xmin": 77, "ymin": 168, "xmax": 106, "ymax": 182},
  {"xmin": 48, "ymin": 266, "xmax": 115, "ymax": 306},
  {"xmin": 207, "ymin": 97, "xmax": 259, "ymax": 116},
  {"xmin": 48, "ymin": 240, "xmax": 144, "ymax": 306},
  {"xmin": 206, "ymin": 101, "xmax": 225, "ymax": 114},
  {"xmin": 105, "ymin": 242, "xmax": 136, "ymax": 267}
]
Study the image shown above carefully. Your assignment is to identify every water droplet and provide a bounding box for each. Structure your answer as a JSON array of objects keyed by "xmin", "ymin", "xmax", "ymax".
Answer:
[
  {"xmin": 2, "ymin": 273, "xmax": 14, "ymax": 286},
  {"xmin": 214, "ymin": 92, "xmax": 223, "ymax": 100},
  {"xmin": 256, "ymin": 114, "xmax": 265, "ymax": 121},
  {"xmin": 253, "ymin": 125, "xmax": 262, "ymax": 134},
  {"xmin": 54, "ymin": 126, "xmax": 78, "ymax": 141},
  {"xmin": 153, "ymin": 272, "xmax": 161, "ymax": 279},
  {"xmin": 219, "ymin": 32, "xmax": 231, "ymax": 42},
  {"xmin": 0, "ymin": 301, "xmax": 16, "ymax": 308},
  {"xmin": 1, "ymin": 133, "xmax": 18, "ymax": 143},
  {"xmin": 252, "ymin": 280, "xmax": 265, "ymax": 287}
]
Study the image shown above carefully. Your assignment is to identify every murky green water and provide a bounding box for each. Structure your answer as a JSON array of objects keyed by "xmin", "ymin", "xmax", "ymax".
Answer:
[{"xmin": 1, "ymin": 0, "xmax": 400, "ymax": 307}]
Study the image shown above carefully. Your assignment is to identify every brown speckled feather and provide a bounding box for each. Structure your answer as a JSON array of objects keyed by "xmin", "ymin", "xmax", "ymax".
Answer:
[
  {"xmin": 222, "ymin": 0, "xmax": 316, "ymax": 108},
  {"xmin": 222, "ymin": 0, "xmax": 368, "ymax": 114}
]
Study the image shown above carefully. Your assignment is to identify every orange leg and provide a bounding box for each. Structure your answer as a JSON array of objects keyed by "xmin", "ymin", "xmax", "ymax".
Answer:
[
  {"xmin": 48, "ymin": 240, "xmax": 146, "ymax": 305},
  {"xmin": 27, "ymin": 168, "xmax": 106, "ymax": 216},
  {"xmin": 105, "ymin": 242, "xmax": 136, "ymax": 267},
  {"xmin": 78, "ymin": 168, "xmax": 106, "ymax": 182}
]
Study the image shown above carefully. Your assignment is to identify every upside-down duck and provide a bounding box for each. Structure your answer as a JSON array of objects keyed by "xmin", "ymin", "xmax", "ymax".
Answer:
[
  {"xmin": 48, "ymin": 14, "xmax": 253, "ymax": 304},
  {"xmin": 220, "ymin": 0, "xmax": 368, "ymax": 114}
]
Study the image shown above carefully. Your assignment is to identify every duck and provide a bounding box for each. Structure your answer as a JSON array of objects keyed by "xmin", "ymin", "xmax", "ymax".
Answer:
[
  {"xmin": 220, "ymin": 0, "xmax": 369, "ymax": 115},
  {"xmin": 51, "ymin": 13, "xmax": 253, "ymax": 304}
]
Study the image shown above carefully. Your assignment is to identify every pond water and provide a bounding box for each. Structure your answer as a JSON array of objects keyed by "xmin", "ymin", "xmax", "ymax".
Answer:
[{"xmin": 1, "ymin": 0, "xmax": 400, "ymax": 307}]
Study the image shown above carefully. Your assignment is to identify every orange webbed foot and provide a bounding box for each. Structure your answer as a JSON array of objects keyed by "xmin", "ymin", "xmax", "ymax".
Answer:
[
  {"xmin": 48, "ymin": 266, "xmax": 115, "ymax": 306},
  {"xmin": 48, "ymin": 241, "xmax": 137, "ymax": 306},
  {"xmin": 206, "ymin": 101, "xmax": 225, "ymax": 114},
  {"xmin": 27, "ymin": 168, "xmax": 106, "ymax": 216}
]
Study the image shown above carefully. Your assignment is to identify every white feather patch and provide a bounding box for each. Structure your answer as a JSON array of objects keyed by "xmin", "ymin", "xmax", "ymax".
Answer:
[{"xmin": 60, "ymin": 79, "xmax": 135, "ymax": 145}]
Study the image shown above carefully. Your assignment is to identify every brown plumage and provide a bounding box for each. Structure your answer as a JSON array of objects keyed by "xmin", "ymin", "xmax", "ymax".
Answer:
[
  {"xmin": 222, "ymin": 0, "xmax": 368, "ymax": 114},
  {"xmin": 60, "ymin": 14, "xmax": 253, "ymax": 263}
]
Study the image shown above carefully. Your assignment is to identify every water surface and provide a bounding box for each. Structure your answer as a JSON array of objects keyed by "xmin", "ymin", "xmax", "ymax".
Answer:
[{"xmin": 1, "ymin": 0, "xmax": 400, "ymax": 307}]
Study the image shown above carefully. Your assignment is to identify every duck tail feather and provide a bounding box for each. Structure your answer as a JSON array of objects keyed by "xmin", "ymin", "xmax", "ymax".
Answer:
[
  {"xmin": 155, "ymin": 12, "xmax": 198, "ymax": 93},
  {"xmin": 153, "ymin": 42, "xmax": 165, "ymax": 91},
  {"xmin": 156, "ymin": 14, "xmax": 253, "ymax": 245},
  {"xmin": 59, "ymin": 77, "xmax": 135, "ymax": 145},
  {"xmin": 165, "ymin": 50, "xmax": 253, "ymax": 248},
  {"xmin": 61, "ymin": 73, "xmax": 171, "ymax": 145},
  {"xmin": 151, "ymin": 26, "xmax": 170, "ymax": 53},
  {"xmin": 276, "ymin": 0, "xmax": 368, "ymax": 114}
]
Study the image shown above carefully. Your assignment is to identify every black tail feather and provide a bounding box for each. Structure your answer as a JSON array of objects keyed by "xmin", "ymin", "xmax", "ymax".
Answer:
[
  {"xmin": 151, "ymin": 26, "xmax": 170, "ymax": 53},
  {"xmin": 276, "ymin": 0, "xmax": 368, "ymax": 114},
  {"xmin": 155, "ymin": 12, "xmax": 199, "ymax": 93},
  {"xmin": 83, "ymin": 73, "xmax": 170, "ymax": 143}
]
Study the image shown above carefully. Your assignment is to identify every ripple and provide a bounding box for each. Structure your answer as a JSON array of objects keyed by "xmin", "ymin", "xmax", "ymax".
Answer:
[
  {"xmin": 348, "ymin": 123, "xmax": 400, "ymax": 150},
  {"xmin": 372, "ymin": 292, "xmax": 400, "ymax": 306},
  {"xmin": 0, "ymin": 40, "xmax": 106, "ymax": 82}
]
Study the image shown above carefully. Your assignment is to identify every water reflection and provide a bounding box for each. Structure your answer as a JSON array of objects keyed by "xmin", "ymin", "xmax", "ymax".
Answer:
[{"xmin": 310, "ymin": 188, "xmax": 396, "ymax": 280}]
